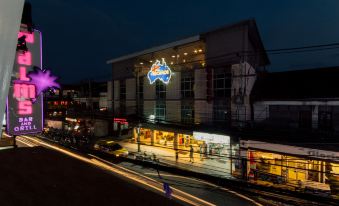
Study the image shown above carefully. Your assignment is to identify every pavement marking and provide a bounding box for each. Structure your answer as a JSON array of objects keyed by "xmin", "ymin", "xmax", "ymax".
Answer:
[
  {"xmin": 21, "ymin": 136, "xmax": 215, "ymax": 206},
  {"xmin": 16, "ymin": 136, "xmax": 38, "ymax": 147},
  {"xmin": 143, "ymin": 173, "xmax": 263, "ymax": 206},
  {"xmin": 88, "ymin": 154, "xmax": 217, "ymax": 206}
]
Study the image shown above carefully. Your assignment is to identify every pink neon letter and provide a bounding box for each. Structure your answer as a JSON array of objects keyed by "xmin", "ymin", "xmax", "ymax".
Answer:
[
  {"xmin": 18, "ymin": 32, "xmax": 34, "ymax": 43},
  {"xmin": 18, "ymin": 101, "xmax": 33, "ymax": 115},
  {"xmin": 18, "ymin": 51, "xmax": 32, "ymax": 66},
  {"xmin": 14, "ymin": 84, "xmax": 36, "ymax": 99},
  {"xmin": 19, "ymin": 67, "xmax": 30, "ymax": 81}
]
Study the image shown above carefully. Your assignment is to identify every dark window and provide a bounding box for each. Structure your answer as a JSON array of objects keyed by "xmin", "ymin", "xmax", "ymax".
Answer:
[
  {"xmin": 299, "ymin": 110, "xmax": 312, "ymax": 129},
  {"xmin": 156, "ymin": 80, "xmax": 166, "ymax": 99},
  {"xmin": 213, "ymin": 73, "xmax": 231, "ymax": 98},
  {"xmin": 119, "ymin": 80, "xmax": 126, "ymax": 100},
  {"xmin": 213, "ymin": 101, "xmax": 229, "ymax": 122},
  {"xmin": 155, "ymin": 102, "xmax": 166, "ymax": 120},
  {"xmin": 318, "ymin": 111, "xmax": 332, "ymax": 130},
  {"xmin": 181, "ymin": 75, "xmax": 194, "ymax": 98},
  {"xmin": 181, "ymin": 105, "xmax": 194, "ymax": 124}
]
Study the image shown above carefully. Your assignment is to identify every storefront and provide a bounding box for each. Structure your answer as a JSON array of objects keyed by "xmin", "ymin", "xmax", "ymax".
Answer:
[
  {"xmin": 133, "ymin": 126, "xmax": 197, "ymax": 150},
  {"xmin": 193, "ymin": 132, "xmax": 231, "ymax": 156},
  {"xmin": 241, "ymin": 140, "xmax": 339, "ymax": 196}
]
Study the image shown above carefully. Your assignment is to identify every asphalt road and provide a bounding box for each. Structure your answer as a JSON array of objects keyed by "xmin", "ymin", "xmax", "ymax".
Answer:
[
  {"xmin": 0, "ymin": 139, "xmax": 182, "ymax": 206},
  {"xmin": 12, "ymin": 135, "xmax": 262, "ymax": 206}
]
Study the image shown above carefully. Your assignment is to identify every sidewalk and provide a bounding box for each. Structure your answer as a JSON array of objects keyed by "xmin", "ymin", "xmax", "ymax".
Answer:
[
  {"xmin": 118, "ymin": 141, "xmax": 337, "ymax": 202},
  {"xmin": 119, "ymin": 141, "xmax": 234, "ymax": 179}
]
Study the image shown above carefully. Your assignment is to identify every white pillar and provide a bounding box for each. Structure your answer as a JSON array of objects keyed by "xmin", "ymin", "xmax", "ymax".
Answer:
[{"xmin": 0, "ymin": 0, "xmax": 25, "ymax": 138}]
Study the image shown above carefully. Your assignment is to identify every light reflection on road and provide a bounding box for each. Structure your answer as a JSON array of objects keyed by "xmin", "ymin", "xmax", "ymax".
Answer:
[{"xmin": 20, "ymin": 135, "xmax": 223, "ymax": 206}]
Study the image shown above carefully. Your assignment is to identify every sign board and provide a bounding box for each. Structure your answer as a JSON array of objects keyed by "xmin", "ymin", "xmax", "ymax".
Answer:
[
  {"xmin": 147, "ymin": 58, "xmax": 172, "ymax": 84},
  {"xmin": 6, "ymin": 29, "xmax": 43, "ymax": 135}
]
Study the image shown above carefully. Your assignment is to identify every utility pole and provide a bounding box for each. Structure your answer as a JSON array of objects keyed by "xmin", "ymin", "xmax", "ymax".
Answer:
[{"xmin": 137, "ymin": 122, "xmax": 141, "ymax": 152}]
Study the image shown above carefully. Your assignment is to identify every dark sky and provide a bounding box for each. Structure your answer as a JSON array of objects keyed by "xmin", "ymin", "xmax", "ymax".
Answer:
[{"xmin": 29, "ymin": 0, "xmax": 339, "ymax": 83}]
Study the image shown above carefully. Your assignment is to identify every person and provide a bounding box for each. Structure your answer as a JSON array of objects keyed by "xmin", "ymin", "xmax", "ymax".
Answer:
[{"xmin": 189, "ymin": 145, "xmax": 194, "ymax": 163}]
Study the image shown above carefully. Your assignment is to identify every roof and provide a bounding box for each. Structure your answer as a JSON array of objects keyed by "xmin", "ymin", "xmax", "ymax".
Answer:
[
  {"xmin": 201, "ymin": 19, "xmax": 270, "ymax": 66},
  {"xmin": 251, "ymin": 66, "xmax": 339, "ymax": 101},
  {"xmin": 106, "ymin": 35, "xmax": 200, "ymax": 64},
  {"xmin": 106, "ymin": 19, "xmax": 269, "ymax": 66}
]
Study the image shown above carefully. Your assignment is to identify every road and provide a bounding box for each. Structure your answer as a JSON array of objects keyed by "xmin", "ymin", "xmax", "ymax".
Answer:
[{"xmin": 15, "ymin": 135, "xmax": 261, "ymax": 206}]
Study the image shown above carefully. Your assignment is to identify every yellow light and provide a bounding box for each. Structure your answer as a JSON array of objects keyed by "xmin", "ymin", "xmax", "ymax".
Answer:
[
  {"xmin": 170, "ymin": 61, "xmax": 174, "ymax": 65},
  {"xmin": 177, "ymin": 54, "xmax": 180, "ymax": 58},
  {"xmin": 172, "ymin": 55, "xmax": 176, "ymax": 58},
  {"xmin": 149, "ymin": 60, "xmax": 153, "ymax": 63},
  {"xmin": 183, "ymin": 59, "xmax": 186, "ymax": 63},
  {"xmin": 140, "ymin": 62, "xmax": 143, "ymax": 65},
  {"xmin": 194, "ymin": 49, "xmax": 198, "ymax": 54},
  {"xmin": 198, "ymin": 49, "xmax": 203, "ymax": 53},
  {"xmin": 184, "ymin": 52, "xmax": 188, "ymax": 56}
]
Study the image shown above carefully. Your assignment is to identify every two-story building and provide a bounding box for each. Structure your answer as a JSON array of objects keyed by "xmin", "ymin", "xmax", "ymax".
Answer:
[{"xmin": 106, "ymin": 19, "xmax": 269, "ymax": 156}]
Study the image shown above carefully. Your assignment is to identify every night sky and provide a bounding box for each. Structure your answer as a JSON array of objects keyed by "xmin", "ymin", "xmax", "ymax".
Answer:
[{"xmin": 29, "ymin": 0, "xmax": 339, "ymax": 83}]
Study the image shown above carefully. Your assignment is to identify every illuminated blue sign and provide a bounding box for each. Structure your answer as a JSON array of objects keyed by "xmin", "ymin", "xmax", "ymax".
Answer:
[{"xmin": 147, "ymin": 58, "xmax": 172, "ymax": 84}]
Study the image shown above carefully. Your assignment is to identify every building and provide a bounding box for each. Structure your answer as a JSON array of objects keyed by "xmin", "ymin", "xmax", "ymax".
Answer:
[
  {"xmin": 251, "ymin": 67, "xmax": 339, "ymax": 138},
  {"xmin": 44, "ymin": 81, "xmax": 112, "ymax": 137},
  {"xmin": 106, "ymin": 19, "xmax": 269, "ymax": 162},
  {"xmin": 234, "ymin": 66, "xmax": 339, "ymax": 196}
]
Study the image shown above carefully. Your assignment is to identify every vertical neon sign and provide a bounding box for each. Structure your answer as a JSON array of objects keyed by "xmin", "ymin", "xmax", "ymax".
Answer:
[{"xmin": 6, "ymin": 29, "xmax": 44, "ymax": 135}]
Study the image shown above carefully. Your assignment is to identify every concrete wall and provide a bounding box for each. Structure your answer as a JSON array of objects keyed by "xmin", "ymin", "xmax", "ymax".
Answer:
[
  {"xmin": 195, "ymin": 100, "xmax": 213, "ymax": 124},
  {"xmin": 112, "ymin": 59, "xmax": 135, "ymax": 80},
  {"xmin": 166, "ymin": 72, "xmax": 181, "ymax": 100},
  {"xmin": 0, "ymin": 0, "xmax": 25, "ymax": 137},
  {"xmin": 126, "ymin": 78, "xmax": 136, "ymax": 114},
  {"xmin": 205, "ymin": 25, "xmax": 248, "ymax": 67},
  {"xmin": 231, "ymin": 62, "xmax": 256, "ymax": 126},
  {"xmin": 166, "ymin": 101, "xmax": 181, "ymax": 122},
  {"xmin": 194, "ymin": 69, "xmax": 207, "ymax": 99},
  {"xmin": 93, "ymin": 119, "xmax": 109, "ymax": 137},
  {"xmin": 113, "ymin": 80, "xmax": 120, "ymax": 113},
  {"xmin": 126, "ymin": 78, "xmax": 136, "ymax": 100},
  {"xmin": 143, "ymin": 76, "xmax": 155, "ymax": 100},
  {"xmin": 107, "ymin": 81, "xmax": 113, "ymax": 111}
]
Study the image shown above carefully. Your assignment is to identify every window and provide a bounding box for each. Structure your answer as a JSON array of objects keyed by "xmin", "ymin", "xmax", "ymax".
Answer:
[
  {"xmin": 155, "ymin": 102, "xmax": 166, "ymax": 120},
  {"xmin": 156, "ymin": 80, "xmax": 166, "ymax": 99},
  {"xmin": 213, "ymin": 101, "xmax": 229, "ymax": 122},
  {"xmin": 213, "ymin": 73, "xmax": 231, "ymax": 98},
  {"xmin": 318, "ymin": 111, "xmax": 332, "ymax": 130},
  {"xmin": 181, "ymin": 76, "xmax": 194, "ymax": 98},
  {"xmin": 119, "ymin": 80, "xmax": 126, "ymax": 100},
  {"xmin": 138, "ymin": 76, "xmax": 144, "ymax": 99},
  {"xmin": 181, "ymin": 105, "xmax": 194, "ymax": 124}
]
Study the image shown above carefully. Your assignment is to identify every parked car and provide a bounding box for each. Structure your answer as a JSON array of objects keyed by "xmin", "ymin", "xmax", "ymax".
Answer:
[{"xmin": 93, "ymin": 140, "xmax": 128, "ymax": 158}]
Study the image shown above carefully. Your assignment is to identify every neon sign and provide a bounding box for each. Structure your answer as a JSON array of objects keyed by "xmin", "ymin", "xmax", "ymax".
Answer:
[
  {"xmin": 147, "ymin": 58, "xmax": 172, "ymax": 84},
  {"xmin": 7, "ymin": 29, "xmax": 59, "ymax": 135}
]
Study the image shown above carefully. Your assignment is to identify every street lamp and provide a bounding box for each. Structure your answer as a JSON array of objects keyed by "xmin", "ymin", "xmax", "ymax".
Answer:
[{"xmin": 137, "ymin": 122, "xmax": 141, "ymax": 152}]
